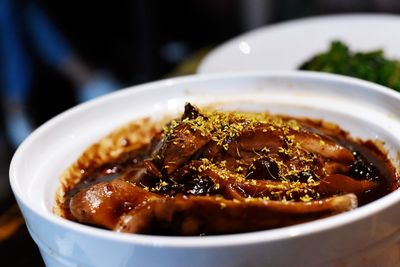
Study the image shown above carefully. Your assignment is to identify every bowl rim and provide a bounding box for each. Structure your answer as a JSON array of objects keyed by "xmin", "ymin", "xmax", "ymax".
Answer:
[{"xmin": 9, "ymin": 70, "xmax": 400, "ymax": 248}]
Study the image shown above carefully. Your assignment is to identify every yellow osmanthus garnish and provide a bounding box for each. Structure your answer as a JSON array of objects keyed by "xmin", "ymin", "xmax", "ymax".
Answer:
[
  {"xmin": 163, "ymin": 107, "xmax": 302, "ymax": 150},
  {"xmin": 151, "ymin": 180, "xmax": 169, "ymax": 192},
  {"xmin": 161, "ymin": 105, "xmax": 325, "ymax": 202}
]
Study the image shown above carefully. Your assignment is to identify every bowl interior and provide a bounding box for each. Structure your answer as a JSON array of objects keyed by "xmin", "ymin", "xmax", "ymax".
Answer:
[{"xmin": 10, "ymin": 71, "xmax": 400, "ymax": 243}]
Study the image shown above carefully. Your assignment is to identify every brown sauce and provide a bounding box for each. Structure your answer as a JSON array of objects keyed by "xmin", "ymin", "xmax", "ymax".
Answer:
[{"xmin": 57, "ymin": 103, "xmax": 399, "ymax": 235}]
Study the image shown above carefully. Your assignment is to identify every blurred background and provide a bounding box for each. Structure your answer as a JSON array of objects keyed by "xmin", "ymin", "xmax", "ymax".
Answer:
[{"xmin": 1, "ymin": 0, "xmax": 400, "ymax": 265}]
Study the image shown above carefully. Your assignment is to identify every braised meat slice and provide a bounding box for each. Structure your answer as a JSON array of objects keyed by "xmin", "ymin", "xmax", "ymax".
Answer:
[
  {"xmin": 69, "ymin": 178, "xmax": 356, "ymax": 235},
  {"xmin": 69, "ymin": 179, "xmax": 159, "ymax": 229},
  {"xmin": 171, "ymin": 160, "xmax": 377, "ymax": 201},
  {"xmin": 152, "ymin": 104, "xmax": 211, "ymax": 175},
  {"xmin": 116, "ymin": 193, "xmax": 357, "ymax": 235}
]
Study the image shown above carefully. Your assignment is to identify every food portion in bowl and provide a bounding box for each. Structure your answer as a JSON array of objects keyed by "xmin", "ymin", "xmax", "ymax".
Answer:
[
  {"xmin": 57, "ymin": 103, "xmax": 399, "ymax": 236},
  {"xmin": 299, "ymin": 41, "xmax": 400, "ymax": 92}
]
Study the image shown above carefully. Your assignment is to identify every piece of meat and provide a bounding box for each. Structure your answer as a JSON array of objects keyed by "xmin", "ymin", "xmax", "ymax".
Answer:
[
  {"xmin": 316, "ymin": 174, "xmax": 377, "ymax": 195},
  {"xmin": 292, "ymin": 131, "xmax": 355, "ymax": 163},
  {"xmin": 121, "ymin": 160, "xmax": 163, "ymax": 185},
  {"xmin": 172, "ymin": 161, "xmax": 377, "ymax": 201},
  {"xmin": 152, "ymin": 104, "xmax": 211, "ymax": 175},
  {"xmin": 222, "ymin": 124, "xmax": 354, "ymax": 163},
  {"xmin": 201, "ymin": 123, "xmax": 354, "ymax": 179},
  {"xmin": 156, "ymin": 123, "xmax": 210, "ymax": 175},
  {"xmin": 174, "ymin": 161, "xmax": 378, "ymax": 200},
  {"xmin": 69, "ymin": 174, "xmax": 358, "ymax": 235},
  {"xmin": 115, "ymin": 193, "xmax": 357, "ymax": 235},
  {"xmin": 225, "ymin": 126, "xmax": 285, "ymax": 156},
  {"xmin": 323, "ymin": 161, "xmax": 350, "ymax": 175},
  {"xmin": 69, "ymin": 179, "xmax": 161, "ymax": 229}
]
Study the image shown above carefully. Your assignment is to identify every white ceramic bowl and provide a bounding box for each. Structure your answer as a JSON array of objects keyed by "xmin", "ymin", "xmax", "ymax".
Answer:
[{"xmin": 10, "ymin": 71, "xmax": 400, "ymax": 267}]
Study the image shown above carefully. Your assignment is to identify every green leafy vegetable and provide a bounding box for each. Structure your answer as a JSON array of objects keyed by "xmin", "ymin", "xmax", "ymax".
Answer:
[{"xmin": 299, "ymin": 41, "xmax": 400, "ymax": 91}]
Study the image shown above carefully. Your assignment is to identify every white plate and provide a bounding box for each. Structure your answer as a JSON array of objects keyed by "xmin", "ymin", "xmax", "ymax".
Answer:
[{"xmin": 198, "ymin": 14, "xmax": 400, "ymax": 74}]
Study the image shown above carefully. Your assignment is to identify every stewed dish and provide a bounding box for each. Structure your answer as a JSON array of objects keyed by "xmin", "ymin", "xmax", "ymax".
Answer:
[{"xmin": 57, "ymin": 103, "xmax": 399, "ymax": 236}]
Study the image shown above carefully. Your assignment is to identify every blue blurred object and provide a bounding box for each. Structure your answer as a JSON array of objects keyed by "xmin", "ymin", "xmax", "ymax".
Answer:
[
  {"xmin": 77, "ymin": 71, "xmax": 120, "ymax": 103},
  {"xmin": 24, "ymin": 0, "xmax": 72, "ymax": 67},
  {"xmin": 4, "ymin": 109, "xmax": 33, "ymax": 147},
  {"xmin": 0, "ymin": 0, "xmax": 119, "ymax": 147},
  {"xmin": 0, "ymin": 0, "xmax": 33, "ymax": 103}
]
